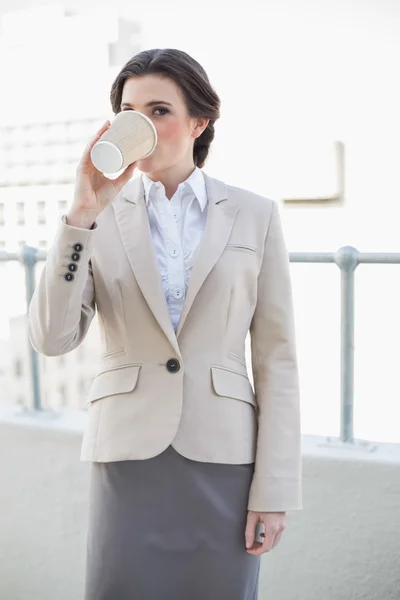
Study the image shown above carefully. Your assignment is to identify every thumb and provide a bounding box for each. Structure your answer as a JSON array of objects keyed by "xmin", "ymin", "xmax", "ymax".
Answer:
[{"xmin": 245, "ymin": 511, "xmax": 258, "ymax": 549}]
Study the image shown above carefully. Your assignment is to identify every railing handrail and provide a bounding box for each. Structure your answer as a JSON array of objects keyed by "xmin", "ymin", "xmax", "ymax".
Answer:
[
  {"xmin": 4, "ymin": 247, "xmax": 400, "ymax": 264},
  {"xmin": 2, "ymin": 245, "xmax": 400, "ymax": 443}
]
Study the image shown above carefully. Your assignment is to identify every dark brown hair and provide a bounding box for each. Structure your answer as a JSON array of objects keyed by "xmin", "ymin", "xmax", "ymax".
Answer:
[{"xmin": 110, "ymin": 48, "xmax": 221, "ymax": 168}]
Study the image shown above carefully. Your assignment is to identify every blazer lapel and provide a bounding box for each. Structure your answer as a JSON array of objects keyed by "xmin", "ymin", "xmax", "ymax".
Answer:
[
  {"xmin": 112, "ymin": 177, "xmax": 180, "ymax": 356},
  {"xmin": 176, "ymin": 174, "xmax": 239, "ymax": 337}
]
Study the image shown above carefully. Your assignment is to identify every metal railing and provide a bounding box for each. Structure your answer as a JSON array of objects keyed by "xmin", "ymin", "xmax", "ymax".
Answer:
[{"xmin": 2, "ymin": 245, "xmax": 400, "ymax": 444}]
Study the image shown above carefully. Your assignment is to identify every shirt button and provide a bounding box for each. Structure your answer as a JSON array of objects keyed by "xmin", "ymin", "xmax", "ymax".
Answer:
[
  {"xmin": 169, "ymin": 247, "xmax": 180, "ymax": 258},
  {"xmin": 172, "ymin": 288, "xmax": 184, "ymax": 300},
  {"xmin": 166, "ymin": 358, "xmax": 180, "ymax": 373}
]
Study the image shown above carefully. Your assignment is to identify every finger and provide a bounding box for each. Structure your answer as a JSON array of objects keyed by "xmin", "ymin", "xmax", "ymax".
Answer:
[
  {"xmin": 89, "ymin": 120, "xmax": 111, "ymax": 149},
  {"xmin": 113, "ymin": 161, "xmax": 137, "ymax": 192},
  {"xmin": 245, "ymin": 512, "xmax": 258, "ymax": 550},
  {"xmin": 271, "ymin": 530, "xmax": 283, "ymax": 549},
  {"xmin": 246, "ymin": 529, "xmax": 275, "ymax": 556},
  {"xmin": 81, "ymin": 120, "xmax": 111, "ymax": 162}
]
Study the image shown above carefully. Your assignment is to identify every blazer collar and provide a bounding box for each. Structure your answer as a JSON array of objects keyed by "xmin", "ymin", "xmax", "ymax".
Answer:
[
  {"xmin": 142, "ymin": 167, "xmax": 208, "ymax": 212},
  {"xmin": 113, "ymin": 172, "xmax": 237, "ymax": 348},
  {"xmin": 120, "ymin": 171, "xmax": 228, "ymax": 208}
]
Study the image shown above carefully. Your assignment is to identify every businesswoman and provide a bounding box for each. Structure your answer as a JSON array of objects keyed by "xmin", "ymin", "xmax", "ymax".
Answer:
[{"xmin": 28, "ymin": 48, "xmax": 302, "ymax": 600}]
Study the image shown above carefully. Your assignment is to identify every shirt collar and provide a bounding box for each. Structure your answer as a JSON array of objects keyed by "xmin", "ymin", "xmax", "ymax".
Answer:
[{"xmin": 142, "ymin": 167, "xmax": 208, "ymax": 212}]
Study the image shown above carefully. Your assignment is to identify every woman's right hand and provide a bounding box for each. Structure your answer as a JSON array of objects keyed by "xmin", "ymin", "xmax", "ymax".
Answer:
[{"xmin": 67, "ymin": 121, "xmax": 137, "ymax": 228}]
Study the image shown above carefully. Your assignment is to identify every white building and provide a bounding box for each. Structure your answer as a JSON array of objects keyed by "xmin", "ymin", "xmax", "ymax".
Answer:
[{"xmin": 0, "ymin": 5, "xmax": 141, "ymax": 410}]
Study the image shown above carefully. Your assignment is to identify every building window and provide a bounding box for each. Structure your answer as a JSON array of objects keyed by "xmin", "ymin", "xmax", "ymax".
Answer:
[
  {"xmin": 14, "ymin": 359, "xmax": 23, "ymax": 377},
  {"xmin": 37, "ymin": 201, "xmax": 46, "ymax": 225},
  {"xmin": 17, "ymin": 202, "xmax": 25, "ymax": 225}
]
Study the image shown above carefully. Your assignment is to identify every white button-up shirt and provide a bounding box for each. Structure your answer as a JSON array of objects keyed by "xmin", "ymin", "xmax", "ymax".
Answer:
[{"xmin": 142, "ymin": 167, "xmax": 208, "ymax": 332}]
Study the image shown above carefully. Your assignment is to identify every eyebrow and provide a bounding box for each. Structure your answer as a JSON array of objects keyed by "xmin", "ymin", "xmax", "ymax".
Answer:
[{"xmin": 121, "ymin": 100, "xmax": 173, "ymax": 109}]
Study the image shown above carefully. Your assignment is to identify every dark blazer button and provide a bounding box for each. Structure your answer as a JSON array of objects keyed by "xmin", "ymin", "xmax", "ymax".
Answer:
[
  {"xmin": 166, "ymin": 358, "xmax": 180, "ymax": 373},
  {"xmin": 68, "ymin": 263, "xmax": 77, "ymax": 272},
  {"xmin": 71, "ymin": 253, "xmax": 80, "ymax": 262},
  {"xmin": 73, "ymin": 243, "xmax": 84, "ymax": 252},
  {"xmin": 64, "ymin": 273, "xmax": 74, "ymax": 282}
]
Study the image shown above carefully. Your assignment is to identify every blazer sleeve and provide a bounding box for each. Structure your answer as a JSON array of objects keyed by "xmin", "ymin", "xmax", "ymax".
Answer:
[
  {"xmin": 248, "ymin": 200, "xmax": 302, "ymax": 512},
  {"xmin": 28, "ymin": 217, "xmax": 97, "ymax": 356}
]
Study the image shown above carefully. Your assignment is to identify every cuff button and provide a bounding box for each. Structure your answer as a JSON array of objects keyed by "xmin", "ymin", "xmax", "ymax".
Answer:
[
  {"xmin": 64, "ymin": 273, "xmax": 75, "ymax": 282},
  {"xmin": 71, "ymin": 253, "xmax": 80, "ymax": 262},
  {"xmin": 68, "ymin": 263, "xmax": 78, "ymax": 272},
  {"xmin": 73, "ymin": 243, "xmax": 84, "ymax": 252}
]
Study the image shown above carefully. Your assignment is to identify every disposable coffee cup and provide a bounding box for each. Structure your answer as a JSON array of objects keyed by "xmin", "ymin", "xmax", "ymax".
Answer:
[{"xmin": 90, "ymin": 110, "xmax": 157, "ymax": 174}]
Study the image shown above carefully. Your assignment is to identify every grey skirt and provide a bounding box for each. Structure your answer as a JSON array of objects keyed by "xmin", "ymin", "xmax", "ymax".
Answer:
[{"xmin": 84, "ymin": 445, "xmax": 260, "ymax": 600}]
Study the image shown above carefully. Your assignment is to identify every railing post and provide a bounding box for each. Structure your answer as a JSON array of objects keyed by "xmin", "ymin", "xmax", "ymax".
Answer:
[
  {"xmin": 334, "ymin": 246, "xmax": 359, "ymax": 443},
  {"xmin": 22, "ymin": 245, "xmax": 42, "ymax": 411}
]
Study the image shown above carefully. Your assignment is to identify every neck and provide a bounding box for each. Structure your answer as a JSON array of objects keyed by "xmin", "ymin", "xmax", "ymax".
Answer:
[{"xmin": 144, "ymin": 159, "xmax": 197, "ymax": 200}]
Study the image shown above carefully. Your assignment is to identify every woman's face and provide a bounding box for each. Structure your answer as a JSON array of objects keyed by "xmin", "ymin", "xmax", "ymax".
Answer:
[{"xmin": 120, "ymin": 74, "xmax": 206, "ymax": 174}]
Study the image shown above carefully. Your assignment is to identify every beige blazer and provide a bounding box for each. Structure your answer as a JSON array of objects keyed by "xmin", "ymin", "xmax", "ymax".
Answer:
[{"xmin": 28, "ymin": 172, "xmax": 302, "ymax": 512}]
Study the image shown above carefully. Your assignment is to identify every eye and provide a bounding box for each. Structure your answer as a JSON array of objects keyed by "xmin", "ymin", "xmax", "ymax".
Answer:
[{"xmin": 153, "ymin": 107, "xmax": 169, "ymax": 116}]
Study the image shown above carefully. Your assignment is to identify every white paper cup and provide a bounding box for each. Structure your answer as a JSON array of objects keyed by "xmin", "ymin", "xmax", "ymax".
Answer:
[{"xmin": 90, "ymin": 110, "xmax": 157, "ymax": 174}]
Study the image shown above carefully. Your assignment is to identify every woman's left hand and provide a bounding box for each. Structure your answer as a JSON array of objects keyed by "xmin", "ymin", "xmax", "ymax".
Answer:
[{"xmin": 245, "ymin": 511, "xmax": 286, "ymax": 555}]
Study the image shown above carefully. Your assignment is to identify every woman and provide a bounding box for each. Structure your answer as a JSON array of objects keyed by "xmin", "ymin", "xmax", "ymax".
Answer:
[{"xmin": 28, "ymin": 48, "xmax": 302, "ymax": 600}]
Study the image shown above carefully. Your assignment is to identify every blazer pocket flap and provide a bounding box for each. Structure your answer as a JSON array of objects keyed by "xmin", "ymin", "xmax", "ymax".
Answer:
[
  {"xmin": 211, "ymin": 366, "xmax": 256, "ymax": 406},
  {"xmin": 87, "ymin": 364, "xmax": 141, "ymax": 403}
]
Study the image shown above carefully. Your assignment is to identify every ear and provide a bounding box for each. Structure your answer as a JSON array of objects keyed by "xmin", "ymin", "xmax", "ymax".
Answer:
[{"xmin": 192, "ymin": 117, "xmax": 210, "ymax": 140}]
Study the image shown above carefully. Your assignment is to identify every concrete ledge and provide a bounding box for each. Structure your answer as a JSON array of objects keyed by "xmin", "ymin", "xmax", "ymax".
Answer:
[{"xmin": 1, "ymin": 406, "xmax": 399, "ymax": 600}]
